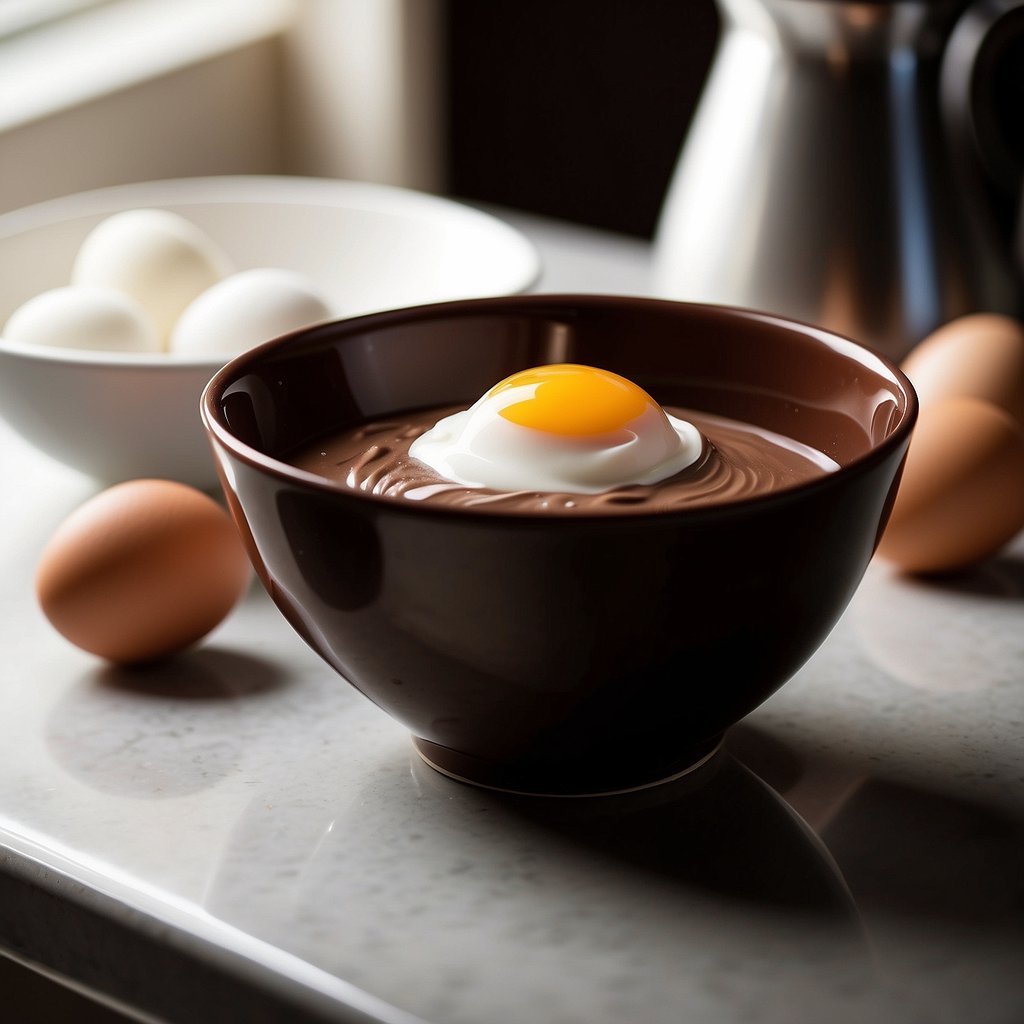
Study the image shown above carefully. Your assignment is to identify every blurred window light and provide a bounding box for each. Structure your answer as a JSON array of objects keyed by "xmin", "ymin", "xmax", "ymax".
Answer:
[{"xmin": 0, "ymin": 0, "xmax": 114, "ymax": 37}]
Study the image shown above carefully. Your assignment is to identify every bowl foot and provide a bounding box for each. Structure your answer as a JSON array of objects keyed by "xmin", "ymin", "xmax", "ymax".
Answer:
[{"xmin": 411, "ymin": 736, "xmax": 723, "ymax": 798}]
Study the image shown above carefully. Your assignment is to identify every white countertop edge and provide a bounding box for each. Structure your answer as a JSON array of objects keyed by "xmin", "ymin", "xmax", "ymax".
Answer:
[{"xmin": 0, "ymin": 819, "xmax": 427, "ymax": 1024}]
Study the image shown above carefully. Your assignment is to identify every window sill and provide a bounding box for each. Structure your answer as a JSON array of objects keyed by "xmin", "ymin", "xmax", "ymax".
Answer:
[{"xmin": 0, "ymin": 0, "xmax": 293, "ymax": 133}]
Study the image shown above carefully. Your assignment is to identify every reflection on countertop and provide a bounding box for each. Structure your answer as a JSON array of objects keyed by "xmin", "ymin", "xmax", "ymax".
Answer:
[
  {"xmin": 204, "ymin": 738, "xmax": 867, "ymax": 1024},
  {"xmin": 46, "ymin": 647, "xmax": 292, "ymax": 799}
]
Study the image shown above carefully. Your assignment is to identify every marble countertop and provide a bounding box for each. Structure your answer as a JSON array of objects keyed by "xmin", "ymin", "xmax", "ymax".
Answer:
[{"xmin": 2, "ymin": 210, "xmax": 1023, "ymax": 1024}]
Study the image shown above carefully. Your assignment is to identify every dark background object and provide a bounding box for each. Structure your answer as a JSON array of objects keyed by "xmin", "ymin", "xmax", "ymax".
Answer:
[{"xmin": 444, "ymin": 0, "xmax": 721, "ymax": 238}]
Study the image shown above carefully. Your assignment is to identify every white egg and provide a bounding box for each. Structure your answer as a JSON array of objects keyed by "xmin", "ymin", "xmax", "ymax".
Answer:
[
  {"xmin": 409, "ymin": 364, "xmax": 704, "ymax": 494},
  {"xmin": 72, "ymin": 209, "xmax": 233, "ymax": 344},
  {"xmin": 168, "ymin": 268, "xmax": 332, "ymax": 358},
  {"xmin": 2, "ymin": 285, "xmax": 160, "ymax": 353}
]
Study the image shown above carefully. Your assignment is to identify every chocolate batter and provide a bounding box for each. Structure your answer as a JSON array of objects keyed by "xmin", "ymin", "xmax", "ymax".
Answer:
[{"xmin": 288, "ymin": 405, "xmax": 838, "ymax": 515}]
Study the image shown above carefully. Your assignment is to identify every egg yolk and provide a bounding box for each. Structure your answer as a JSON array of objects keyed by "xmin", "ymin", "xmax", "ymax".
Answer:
[{"xmin": 490, "ymin": 364, "xmax": 654, "ymax": 436}]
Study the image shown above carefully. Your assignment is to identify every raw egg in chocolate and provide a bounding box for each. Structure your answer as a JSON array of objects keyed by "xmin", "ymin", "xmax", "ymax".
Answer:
[
  {"xmin": 408, "ymin": 363, "xmax": 703, "ymax": 493},
  {"xmin": 875, "ymin": 396, "xmax": 1024, "ymax": 574},
  {"xmin": 36, "ymin": 479, "xmax": 251, "ymax": 664}
]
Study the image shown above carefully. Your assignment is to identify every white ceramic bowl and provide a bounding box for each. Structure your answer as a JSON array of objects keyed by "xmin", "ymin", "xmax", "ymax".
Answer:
[{"xmin": 0, "ymin": 176, "xmax": 540, "ymax": 489}]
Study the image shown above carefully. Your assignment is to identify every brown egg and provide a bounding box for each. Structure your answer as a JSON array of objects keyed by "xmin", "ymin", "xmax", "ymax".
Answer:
[
  {"xmin": 36, "ymin": 479, "xmax": 251, "ymax": 664},
  {"xmin": 876, "ymin": 396, "xmax": 1024, "ymax": 574},
  {"xmin": 902, "ymin": 313, "xmax": 1024, "ymax": 425}
]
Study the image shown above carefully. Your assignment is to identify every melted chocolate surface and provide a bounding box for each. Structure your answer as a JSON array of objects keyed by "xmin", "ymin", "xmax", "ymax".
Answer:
[{"xmin": 288, "ymin": 405, "xmax": 838, "ymax": 514}]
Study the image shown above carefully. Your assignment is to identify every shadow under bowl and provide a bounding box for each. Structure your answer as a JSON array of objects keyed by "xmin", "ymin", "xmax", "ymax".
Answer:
[{"xmin": 202, "ymin": 295, "xmax": 917, "ymax": 796}]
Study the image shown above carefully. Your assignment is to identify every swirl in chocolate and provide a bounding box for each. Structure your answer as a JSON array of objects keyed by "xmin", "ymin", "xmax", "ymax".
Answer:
[{"xmin": 288, "ymin": 405, "xmax": 839, "ymax": 514}]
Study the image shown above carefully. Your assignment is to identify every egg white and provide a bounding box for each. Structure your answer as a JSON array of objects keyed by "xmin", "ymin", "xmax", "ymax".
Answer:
[{"xmin": 409, "ymin": 382, "xmax": 703, "ymax": 494}]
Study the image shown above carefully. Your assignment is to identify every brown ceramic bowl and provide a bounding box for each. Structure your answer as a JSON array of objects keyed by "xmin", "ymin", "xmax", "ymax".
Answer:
[{"xmin": 202, "ymin": 295, "xmax": 916, "ymax": 796}]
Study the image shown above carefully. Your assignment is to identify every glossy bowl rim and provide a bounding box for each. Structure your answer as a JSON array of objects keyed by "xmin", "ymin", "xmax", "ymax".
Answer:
[{"xmin": 201, "ymin": 293, "xmax": 919, "ymax": 523}]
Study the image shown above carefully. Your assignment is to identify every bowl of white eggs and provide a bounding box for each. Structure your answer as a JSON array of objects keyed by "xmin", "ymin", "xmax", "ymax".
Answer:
[{"xmin": 0, "ymin": 176, "xmax": 540, "ymax": 489}]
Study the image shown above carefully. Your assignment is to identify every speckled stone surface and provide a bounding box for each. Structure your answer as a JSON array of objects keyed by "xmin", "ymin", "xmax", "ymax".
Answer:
[{"xmin": 2, "ymin": 211, "xmax": 1023, "ymax": 1024}]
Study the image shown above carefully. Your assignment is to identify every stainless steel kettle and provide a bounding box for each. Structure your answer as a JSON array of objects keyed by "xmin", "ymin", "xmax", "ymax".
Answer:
[{"xmin": 652, "ymin": 0, "xmax": 1024, "ymax": 359}]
